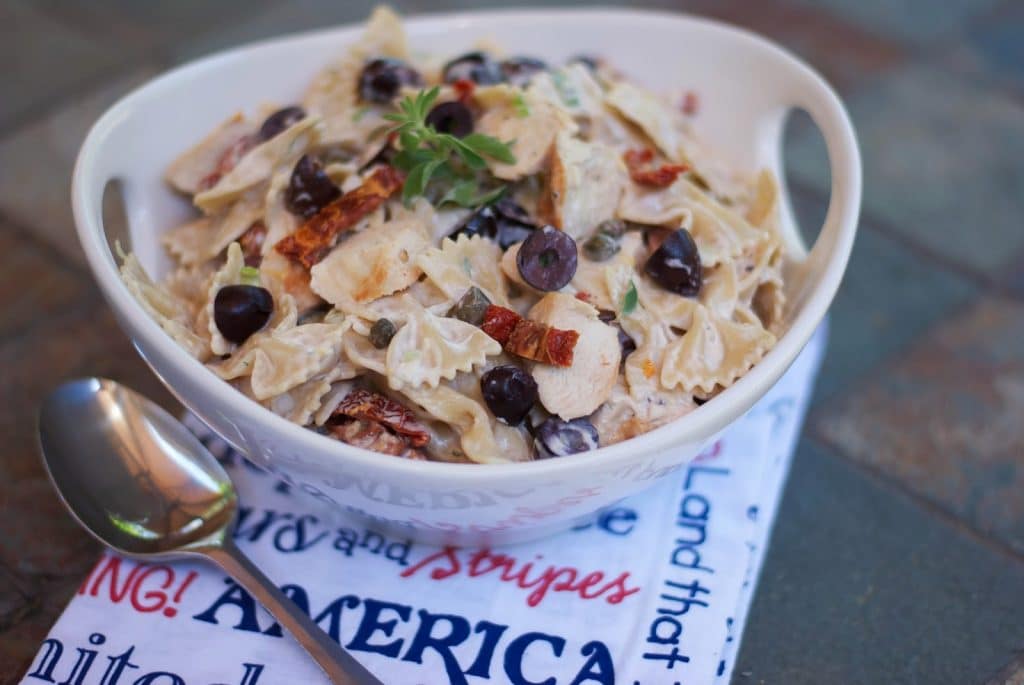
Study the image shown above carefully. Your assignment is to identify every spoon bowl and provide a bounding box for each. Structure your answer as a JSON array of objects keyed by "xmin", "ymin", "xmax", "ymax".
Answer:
[
  {"xmin": 37, "ymin": 377, "xmax": 380, "ymax": 685},
  {"xmin": 38, "ymin": 378, "xmax": 236, "ymax": 556}
]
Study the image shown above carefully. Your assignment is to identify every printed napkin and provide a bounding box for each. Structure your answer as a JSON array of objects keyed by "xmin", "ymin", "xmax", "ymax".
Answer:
[{"xmin": 21, "ymin": 327, "xmax": 825, "ymax": 685}]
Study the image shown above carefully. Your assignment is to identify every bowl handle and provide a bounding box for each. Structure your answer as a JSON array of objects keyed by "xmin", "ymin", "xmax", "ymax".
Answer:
[
  {"xmin": 755, "ymin": 64, "xmax": 861, "ymax": 313},
  {"xmin": 72, "ymin": 110, "xmax": 133, "ymax": 275}
]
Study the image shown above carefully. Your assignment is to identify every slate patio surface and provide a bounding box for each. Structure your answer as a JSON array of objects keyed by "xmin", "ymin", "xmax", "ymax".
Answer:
[{"xmin": 2, "ymin": 1, "xmax": 1022, "ymax": 683}]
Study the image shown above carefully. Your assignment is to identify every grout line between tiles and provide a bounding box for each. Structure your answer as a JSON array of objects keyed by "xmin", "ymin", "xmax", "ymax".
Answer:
[
  {"xmin": 0, "ymin": 210, "xmax": 94, "ymax": 282},
  {"xmin": 787, "ymin": 179, "xmax": 1022, "ymax": 302},
  {"xmin": 0, "ymin": 286, "xmax": 105, "ymax": 349},
  {"xmin": 0, "ymin": 62, "xmax": 139, "ymax": 141},
  {"xmin": 981, "ymin": 650, "xmax": 1024, "ymax": 685},
  {"xmin": 806, "ymin": 427, "xmax": 1024, "ymax": 568},
  {"xmin": 799, "ymin": 276, "xmax": 1024, "ymax": 567}
]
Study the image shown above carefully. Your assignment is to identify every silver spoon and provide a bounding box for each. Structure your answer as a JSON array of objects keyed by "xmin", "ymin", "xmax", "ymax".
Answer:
[{"xmin": 37, "ymin": 377, "xmax": 381, "ymax": 685}]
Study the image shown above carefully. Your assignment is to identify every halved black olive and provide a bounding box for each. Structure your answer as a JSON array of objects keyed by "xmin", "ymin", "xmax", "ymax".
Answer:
[
  {"xmin": 442, "ymin": 51, "xmax": 505, "ymax": 85},
  {"xmin": 258, "ymin": 106, "xmax": 306, "ymax": 141},
  {"xmin": 500, "ymin": 56, "xmax": 548, "ymax": 86},
  {"xmin": 284, "ymin": 155, "xmax": 340, "ymax": 218},
  {"xmin": 214, "ymin": 285, "xmax": 274, "ymax": 344},
  {"xmin": 425, "ymin": 101, "xmax": 473, "ymax": 138},
  {"xmin": 535, "ymin": 416, "xmax": 599, "ymax": 457},
  {"xmin": 481, "ymin": 365, "xmax": 538, "ymax": 425},
  {"xmin": 643, "ymin": 228, "xmax": 702, "ymax": 296},
  {"xmin": 567, "ymin": 54, "xmax": 601, "ymax": 71},
  {"xmin": 516, "ymin": 226, "xmax": 578, "ymax": 291},
  {"xmin": 358, "ymin": 58, "xmax": 423, "ymax": 103},
  {"xmin": 450, "ymin": 199, "xmax": 537, "ymax": 249}
]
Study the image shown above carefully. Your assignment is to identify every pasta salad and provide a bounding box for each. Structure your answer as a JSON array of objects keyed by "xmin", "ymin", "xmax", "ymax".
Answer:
[{"xmin": 120, "ymin": 7, "xmax": 788, "ymax": 464}]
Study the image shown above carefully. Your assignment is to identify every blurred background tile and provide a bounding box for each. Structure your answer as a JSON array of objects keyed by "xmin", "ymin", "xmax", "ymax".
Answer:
[
  {"xmin": 174, "ymin": 0, "xmax": 394, "ymax": 61},
  {"xmin": 0, "ymin": 302, "xmax": 175, "ymax": 472},
  {"xmin": 967, "ymin": 1, "xmax": 1024, "ymax": 93},
  {"xmin": 0, "ymin": 2, "xmax": 128, "ymax": 131},
  {"xmin": 0, "ymin": 479, "xmax": 98, "ymax": 580},
  {"xmin": 737, "ymin": 439, "xmax": 1024, "ymax": 685},
  {"xmin": 0, "ymin": 69, "xmax": 158, "ymax": 266},
  {"xmin": 696, "ymin": 0, "xmax": 906, "ymax": 92},
  {"xmin": 31, "ymin": 0, "xmax": 279, "ymax": 60},
  {"xmin": 0, "ymin": 223, "xmax": 90, "ymax": 339},
  {"xmin": 789, "ymin": 0, "xmax": 1003, "ymax": 44},
  {"xmin": 0, "ymin": 298, "xmax": 174, "ymax": 585},
  {"xmin": 814, "ymin": 297, "xmax": 1024, "ymax": 555},
  {"xmin": 0, "ymin": 575, "xmax": 85, "ymax": 684},
  {"xmin": 1000, "ymin": 247, "xmax": 1024, "ymax": 298},
  {"xmin": 787, "ymin": 63, "xmax": 1024, "ymax": 272},
  {"xmin": 788, "ymin": 186, "xmax": 979, "ymax": 400},
  {"xmin": 0, "ymin": 565, "xmax": 29, "ymax": 633},
  {"xmin": 985, "ymin": 654, "xmax": 1024, "ymax": 685},
  {"xmin": 175, "ymin": 0, "xmax": 905, "ymax": 95}
]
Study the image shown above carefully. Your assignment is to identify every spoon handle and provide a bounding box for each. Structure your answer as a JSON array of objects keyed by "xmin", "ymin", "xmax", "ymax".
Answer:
[{"xmin": 206, "ymin": 540, "xmax": 382, "ymax": 685}]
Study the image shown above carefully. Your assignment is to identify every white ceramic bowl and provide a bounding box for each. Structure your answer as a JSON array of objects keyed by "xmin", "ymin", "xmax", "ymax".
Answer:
[{"xmin": 72, "ymin": 9, "xmax": 860, "ymax": 546}]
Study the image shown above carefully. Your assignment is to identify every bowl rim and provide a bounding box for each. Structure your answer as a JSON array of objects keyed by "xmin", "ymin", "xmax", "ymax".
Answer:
[{"xmin": 72, "ymin": 6, "xmax": 860, "ymax": 480}]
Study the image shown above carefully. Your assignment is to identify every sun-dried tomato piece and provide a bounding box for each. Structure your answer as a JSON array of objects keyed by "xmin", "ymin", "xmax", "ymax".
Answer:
[
  {"xmin": 452, "ymin": 78, "xmax": 476, "ymax": 103},
  {"xmin": 504, "ymin": 316, "xmax": 545, "ymax": 359},
  {"xmin": 480, "ymin": 304, "xmax": 521, "ymax": 345},
  {"xmin": 333, "ymin": 388, "xmax": 430, "ymax": 447},
  {"xmin": 328, "ymin": 418, "xmax": 427, "ymax": 459},
  {"xmin": 624, "ymin": 148, "xmax": 688, "ymax": 188},
  {"xmin": 623, "ymin": 148, "xmax": 655, "ymax": 170},
  {"xmin": 481, "ymin": 305, "xmax": 579, "ymax": 367},
  {"xmin": 681, "ymin": 91, "xmax": 700, "ymax": 116},
  {"xmin": 539, "ymin": 327, "xmax": 580, "ymax": 367},
  {"xmin": 198, "ymin": 134, "xmax": 258, "ymax": 192},
  {"xmin": 274, "ymin": 166, "xmax": 404, "ymax": 268},
  {"xmin": 238, "ymin": 220, "xmax": 267, "ymax": 267}
]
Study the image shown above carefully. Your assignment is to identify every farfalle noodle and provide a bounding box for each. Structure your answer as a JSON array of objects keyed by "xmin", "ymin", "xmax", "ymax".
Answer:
[
  {"xmin": 304, "ymin": 6, "xmax": 411, "ymax": 147},
  {"xmin": 194, "ymin": 116, "xmax": 321, "ymax": 213},
  {"xmin": 119, "ymin": 251, "xmax": 210, "ymax": 360},
  {"xmin": 385, "ymin": 300, "xmax": 500, "ymax": 390},
  {"xmin": 212, "ymin": 321, "xmax": 350, "ymax": 400},
  {"xmin": 265, "ymin": 367, "xmax": 356, "ymax": 425},
  {"xmin": 475, "ymin": 85, "xmax": 576, "ymax": 180},
  {"xmin": 660, "ymin": 304, "xmax": 776, "ymax": 394},
  {"xmin": 417, "ymin": 233, "xmax": 510, "ymax": 307},
  {"xmin": 165, "ymin": 113, "xmax": 254, "ymax": 196},
  {"xmin": 402, "ymin": 381, "xmax": 531, "ymax": 464}
]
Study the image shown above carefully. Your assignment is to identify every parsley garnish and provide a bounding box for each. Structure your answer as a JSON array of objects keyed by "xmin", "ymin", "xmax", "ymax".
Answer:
[
  {"xmin": 239, "ymin": 265, "xmax": 260, "ymax": 286},
  {"xmin": 384, "ymin": 87, "xmax": 516, "ymax": 207},
  {"xmin": 621, "ymin": 280, "xmax": 638, "ymax": 315},
  {"xmin": 512, "ymin": 92, "xmax": 530, "ymax": 118},
  {"xmin": 351, "ymin": 106, "xmax": 371, "ymax": 122},
  {"xmin": 551, "ymin": 71, "xmax": 580, "ymax": 108}
]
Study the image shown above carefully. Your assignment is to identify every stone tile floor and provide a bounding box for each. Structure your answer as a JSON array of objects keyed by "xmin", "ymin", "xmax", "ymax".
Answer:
[{"xmin": 1, "ymin": 0, "xmax": 1022, "ymax": 683}]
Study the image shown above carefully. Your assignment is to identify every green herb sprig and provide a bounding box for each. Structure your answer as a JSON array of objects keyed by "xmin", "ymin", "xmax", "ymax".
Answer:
[
  {"xmin": 384, "ymin": 87, "xmax": 516, "ymax": 207},
  {"xmin": 239, "ymin": 265, "xmax": 261, "ymax": 286},
  {"xmin": 512, "ymin": 92, "xmax": 530, "ymax": 118},
  {"xmin": 551, "ymin": 71, "xmax": 580, "ymax": 108},
  {"xmin": 621, "ymin": 280, "xmax": 638, "ymax": 315}
]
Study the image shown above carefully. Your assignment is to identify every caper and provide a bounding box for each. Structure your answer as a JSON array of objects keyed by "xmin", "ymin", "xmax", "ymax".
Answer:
[
  {"xmin": 369, "ymin": 318, "xmax": 397, "ymax": 349},
  {"xmin": 297, "ymin": 304, "xmax": 330, "ymax": 325},
  {"xmin": 447, "ymin": 286, "xmax": 492, "ymax": 326},
  {"xmin": 583, "ymin": 232, "xmax": 620, "ymax": 262},
  {"xmin": 596, "ymin": 218, "xmax": 627, "ymax": 238}
]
